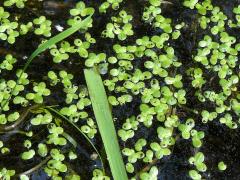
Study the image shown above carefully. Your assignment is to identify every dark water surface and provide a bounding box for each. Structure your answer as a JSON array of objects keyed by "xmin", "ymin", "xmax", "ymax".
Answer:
[{"xmin": 0, "ymin": 0, "xmax": 240, "ymax": 179}]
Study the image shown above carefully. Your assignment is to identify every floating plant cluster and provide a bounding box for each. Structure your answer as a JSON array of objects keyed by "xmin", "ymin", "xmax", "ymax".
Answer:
[{"xmin": 0, "ymin": 0, "xmax": 239, "ymax": 179}]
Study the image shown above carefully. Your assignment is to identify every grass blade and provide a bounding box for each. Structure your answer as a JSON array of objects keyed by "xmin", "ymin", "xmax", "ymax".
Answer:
[
  {"xmin": 1, "ymin": 15, "xmax": 92, "ymax": 111},
  {"xmin": 23, "ymin": 15, "xmax": 92, "ymax": 73},
  {"xmin": 45, "ymin": 106, "xmax": 105, "ymax": 173},
  {"xmin": 84, "ymin": 68, "xmax": 128, "ymax": 180}
]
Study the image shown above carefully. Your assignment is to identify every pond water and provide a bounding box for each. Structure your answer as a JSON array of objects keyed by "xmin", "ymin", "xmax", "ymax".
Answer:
[{"xmin": 0, "ymin": 0, "xmax": 240, "ymax": 179}]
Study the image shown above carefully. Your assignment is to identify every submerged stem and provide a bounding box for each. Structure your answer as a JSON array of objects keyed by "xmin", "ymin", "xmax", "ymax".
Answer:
[
  {"xmin": 18, "ymin": 156, "xmax": 51, "ymax": 176},
  {"xmin": 0, "ymin": 130, "xmax": 29, "ymax": 136},
  {"xmin": 178, "ymin": 104, "xmax": 199, "ymax": 114},
  {"xmin": 0, "ymin": 104, "xmax": 41, "ymax": 132}
]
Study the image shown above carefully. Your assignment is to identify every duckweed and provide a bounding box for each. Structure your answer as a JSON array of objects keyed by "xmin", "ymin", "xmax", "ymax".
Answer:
[{"xmin": 0, "ymin": 0, "xmax": 240, "ymax": 179}]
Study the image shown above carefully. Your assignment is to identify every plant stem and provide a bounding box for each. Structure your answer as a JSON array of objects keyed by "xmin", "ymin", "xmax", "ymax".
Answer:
[
  {"xmin": 0, "ymin": 104, "xmax": 41, "ymax": 132},
  {"xmin": 178, "ymin": 104, "xmax": 199, "ymax": 114},
  {"xmin": 45, "ymin": 106, "xmax": 106, "ymax": 174},
  {"xmin": 0, "ymin": 130, "xmax": 29, "ymax": 135},
  {"xmin": 134, "ymin": 158, "xmax": 158, "ymax": 179},
  {"xmin": 18, "ymin": 156, "xmax": 51, "ymax": 176}
]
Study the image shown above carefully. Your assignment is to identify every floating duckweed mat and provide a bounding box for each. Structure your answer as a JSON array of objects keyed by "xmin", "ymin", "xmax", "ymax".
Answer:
[{"xmin": 0, "ymin": 0, "xmax": 240, "ymax": 179}]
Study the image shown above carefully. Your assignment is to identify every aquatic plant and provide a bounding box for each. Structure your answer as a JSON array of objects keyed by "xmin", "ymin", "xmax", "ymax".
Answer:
[
  {"xmin": 99, "ymin": 0, "xmax": 123, "ymax": 13},
  {"xmin": 4, "ymin": 0, "xmax": 27, "ymax": 8},
  {"xmin": 218, "ymin": 161, "xmax": 227, "ymax": 171},
  {"xmin": 0, "ymin": 0, "xmax": 239, "ymax": 179},
  {"xmin": 102, "ymin": 10, "xmax": 133, "ymax": 40}
]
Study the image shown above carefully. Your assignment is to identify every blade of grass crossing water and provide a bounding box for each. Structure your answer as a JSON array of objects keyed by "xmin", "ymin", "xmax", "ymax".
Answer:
[
  {"xmin": 1, "ymin": 15, "xmax": 92, "ymax": 111},
  {"xmin": 45, "ymin": 106, "xmax": 105, "ymax": 173},
  {"xmin": 84, "ymin": 68, "xmax": 128, "ymax": 180},
  {"xmin": 23, "ymin": 16, "xmax": 92, "ymax": 73}
]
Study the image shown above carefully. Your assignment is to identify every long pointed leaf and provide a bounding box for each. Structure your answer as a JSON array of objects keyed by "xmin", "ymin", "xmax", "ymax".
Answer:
[
  {"xmin": 84, "ymin": 68, "xmax": 128, "ymax": 180},
  {"xmin": 45, "ymin": 106, "xmax": 105, "ymax": 172},
  {"xmin": 2, "ymin": 16, "xmax": 92, "ymax": 110},
  {"xmin": 24, "ymin": 15, "xmax": 92, "ymax": 73}
]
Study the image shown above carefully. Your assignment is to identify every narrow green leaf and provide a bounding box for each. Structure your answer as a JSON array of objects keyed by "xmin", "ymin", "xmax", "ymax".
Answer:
[
  {"xmin": 1, "ymin": 15, "xmax": 92, "ymax": 111},
  {"xmin": 45, "ymin": 106, "xmax": 105, "ymax": 173},
  {"xmin": 24, "ymin": 15, "xmax": 92, "ymax": 73},
  {"xmin": 84, "ymin": 68, "xmax": 128, "ymax": 180}
]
